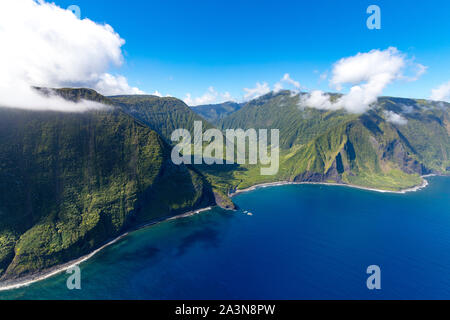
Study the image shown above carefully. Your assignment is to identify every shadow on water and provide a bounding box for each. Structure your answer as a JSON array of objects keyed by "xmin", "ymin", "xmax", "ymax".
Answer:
[
  {"xmin": 95, "ymin": 245, "xmax": 161, "ymax": 264},
  {"xmin": 176, "ymin": 227, "xmax": 221, "ymax": 257}
]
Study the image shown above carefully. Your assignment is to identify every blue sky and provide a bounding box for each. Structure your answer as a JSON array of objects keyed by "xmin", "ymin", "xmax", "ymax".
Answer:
[{"xmin": 52, "ymin": 0, "xmax": 450, "ymax": 102}]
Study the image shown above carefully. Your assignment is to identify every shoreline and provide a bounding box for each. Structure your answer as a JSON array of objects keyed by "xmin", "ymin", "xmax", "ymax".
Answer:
[
  {"xmin": 0, "ymin": 175, "xmax": 440, "ymax": 292},
  {"xmin": 229, "ymin": 175, "xmax": 434, "ymax": 198},
  {"xmin": 0, "ymin": 206, "xmax": 212, "ymax": 292}
]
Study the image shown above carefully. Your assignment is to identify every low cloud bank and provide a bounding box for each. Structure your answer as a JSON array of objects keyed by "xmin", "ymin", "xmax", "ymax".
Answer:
[
  {"xmin": 383, "ymin": 110, "xmax": 408, "ymax": 125},
  {"xmin": 431, "ymin": 81, "xmax": 450, "ymax": 102},
  {"xmin": 0, "ymin": 86, "xmax": 107, "ymax": 112},
  {"xmin": 0, "ymin": 0, "xmax": 143, "ymax": 112},
  {"xmin": 300, "ymin": 47, "xmax": 426, "ymax": 113}
]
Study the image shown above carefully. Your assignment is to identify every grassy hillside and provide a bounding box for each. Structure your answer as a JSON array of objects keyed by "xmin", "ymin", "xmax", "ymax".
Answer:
[
  {"xmin": 0, "ymin": 91, "xmax": 214, "ymax": 280},
  {"xmin": 377, "ymin": 97, "xmax": 450, "ymax": 173},
  {"xmin": 219, "ymin": 91, "xmax": 357, "ymax": 149},
  {"xmin": 210, "ymin": 91, "xmax": 449, "ymax": 192}
]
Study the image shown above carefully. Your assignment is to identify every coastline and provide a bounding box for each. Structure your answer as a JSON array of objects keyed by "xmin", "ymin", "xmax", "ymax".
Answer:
[
  {"xmin": 229, "ymin": 175, "xmax": 434, "ymax": 198},
  {"xmin": 0, "ymin": 175, "xmax": 438, "ymax": 292},
  {"xmin": 0, "ymin": 206, "xmax": 212, "ymax": 292}
]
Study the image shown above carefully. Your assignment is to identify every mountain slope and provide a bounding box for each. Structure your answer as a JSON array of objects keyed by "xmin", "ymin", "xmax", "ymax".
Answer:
[
  {"xmin": 110, "ymin": 95, "xmax": 213, "ymax": 143},
  {"xmin": 0, "ymin": 91, "xmax": 214, "ymax": 281},
  {"xmin": 191, "ymin": 101, "xmax": 244, "ymax": 124},
  {"xmin": 279, "ymin": 113, "xmax": 424, "ymax": 190},
  {"xmin": 0, "ymin": 88, "xmax": 448, "ymax": 282},
  {"xmin": 219, "ymin": 91, "xmax": 356, "ymax": 149},
  {"xmin": 377, "ymin": 97, "xmax": 450, "ymax": 173},
  {"xmin": 215, "ymin": 91, "xmax": 450, "ymax": 191}
]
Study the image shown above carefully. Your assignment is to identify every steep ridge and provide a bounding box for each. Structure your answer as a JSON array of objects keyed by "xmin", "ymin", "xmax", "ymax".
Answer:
[
  {"xmin": 110, "ymin": 95, "xmax": 213, "ymax": 144},
  {"xmin": 190, "ymin": 101, "xmax": 244, "ymax": 124},
  {"xmin": 0, "ymin": 90, "xmax": 214, "ymax": 280}
]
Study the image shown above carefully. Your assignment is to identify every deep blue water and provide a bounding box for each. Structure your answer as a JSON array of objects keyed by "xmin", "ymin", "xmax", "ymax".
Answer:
[{"xmin": 1, "ymin": 176, "xmax": 450, "ymax": 300}]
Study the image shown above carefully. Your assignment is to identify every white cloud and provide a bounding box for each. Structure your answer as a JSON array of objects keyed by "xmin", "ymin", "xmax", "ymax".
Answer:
[
  {"xmin": 330, "ymin": 47, "xmax": 405, "ymax": 90},
  {"xmin": 300, "ymin": 90, "xmax": 336, "ymax": 110},
  {"xmin": 0, "ymin": 86, "xmax": 108, "ymax": 112},
  {"xmin": 243, "ymin": 82, "xmax": 271, "ymax": 100},
  {"xmin": 222, "ymin": 92, "xmax": 232, "ymax": 100},
  {"xmin": 430, "ymin": 81, "xmax": 450, "ymax": 102},
  {"xmin": 273, "ymin": 82, "xmax": 284, "ymax": 93},
  {"xmin": 404, "ymin": 63, "xmax": 427, "ymax": 82},
  {"xmin": 283, "ymin": 73, "xmax": 301, "ymax": 88},
  {"xmin": 93, "ymin": 74, "xmax": 144, "ymax": 96},
  {"xmin": 151, "ymin": 90, "xmax": 173, "ymax": 98},
  {"xmin": 0, "ymin": 0, "xmax": 143, "ymax": 112},
  {"xmin": 300, "ymin": 47, "xmax": 426, "ymax": 113},
  {"xmin": 383, "ymin": 110, "xmax": 408, "ymax": 125},
  {"xmin": 273, "ymin": 73, "xmax": 301, "ymax": 93},
  {"xmin": 401, "ymin": 104, "xmax": 415, "ymax": 114},
  {"xmin": 184, "ymin": 87, "xmax": 233, "ymax": 106}
]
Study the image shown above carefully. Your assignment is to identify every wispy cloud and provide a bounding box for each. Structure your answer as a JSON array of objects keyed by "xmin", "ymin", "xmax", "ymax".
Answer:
[
  {"xmin": 151, "ymin": 90, "xmax": 172, "ymax": 97},
  {"xmin": 242, "ymin": 74, "xmax": 300, "ymax": 101},
  {"xmin": 0, "ymin": 0, "xmax": 143, "ymax": 112},
  {"xmin": 184, "ymin": 87, "xmax": 232, "ymax": 106},
  {"xmin": 243, "ymin": 82, "xmax": 271, "ymax": 100},
  {"xmin": 319, "ymin": 71, "xmax": 328, "ymax": 82},
  {"xmin": 274, "ymin": 73, "xmax": 301, "ymax": 93},
  {"xmin": 273, "ymin": 73, "xmax": 301, "ymax": 92}
]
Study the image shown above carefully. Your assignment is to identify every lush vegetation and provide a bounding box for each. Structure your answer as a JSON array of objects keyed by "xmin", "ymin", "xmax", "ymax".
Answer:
[
  {"xmin": 110, "ymin": 95, "xmax": 214, "ymax": 144},
  {"xmin": 190, "ymin": 101, "xmax": 244, "ymax": 124},
  {"xmin": 0, "ymin": 88, "xmax": 448, "ymax": 280},
  {"xmin": 204, "ymin": 91, "xmax": 449, "ymax": 192},
  {"xmin": 0, "ymin": 90, "xmax": 214, "ymax": 280}
]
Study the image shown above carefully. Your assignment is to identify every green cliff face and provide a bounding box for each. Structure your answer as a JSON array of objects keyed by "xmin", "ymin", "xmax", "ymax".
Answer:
[
  {"xmin": 0, "ymin": 91, "xmax": 214, "ymax": 280},
  {"xmin": 219, "ymin": 91, "xmax": 357, "ymax": 149}
]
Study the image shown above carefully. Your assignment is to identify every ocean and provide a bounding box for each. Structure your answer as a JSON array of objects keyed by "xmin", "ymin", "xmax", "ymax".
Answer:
[{"xmin": 1, "ymin": 176, "xmax": 449, "ymax": 299}]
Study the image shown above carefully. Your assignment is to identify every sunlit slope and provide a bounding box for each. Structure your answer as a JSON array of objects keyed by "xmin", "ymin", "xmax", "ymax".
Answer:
[{"xmin": 213, "ymin": 91, "xmax": 449, "ymax": 191}]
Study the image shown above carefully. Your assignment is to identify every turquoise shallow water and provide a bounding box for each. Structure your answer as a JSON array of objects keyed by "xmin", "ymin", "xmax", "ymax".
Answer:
[{"xmin": 1, "ymin": 176, "xmax": 450, "ymax": 299}]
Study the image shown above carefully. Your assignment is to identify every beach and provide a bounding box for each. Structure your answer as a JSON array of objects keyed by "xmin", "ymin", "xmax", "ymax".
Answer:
[{"xmin": 229, "ymin": 175, "xmax": 433, "ymax": 198}]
